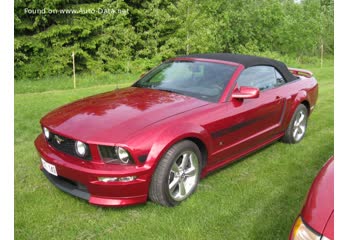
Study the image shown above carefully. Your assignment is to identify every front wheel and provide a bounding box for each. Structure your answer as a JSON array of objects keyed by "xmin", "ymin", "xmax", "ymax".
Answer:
[
  {"xmin": 281, "ymin": 104, "xmax": 308, "ymax": 144},
  {"xmin": 149, "ymin": 140, "xmax": 201, "ymax": 207}
]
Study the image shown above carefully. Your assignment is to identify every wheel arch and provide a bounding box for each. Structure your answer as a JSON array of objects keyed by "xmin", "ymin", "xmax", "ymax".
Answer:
[
  {"xmin": 184, "ymin": 137, "xmax": 208, "ymax": 169},
  {"xmin": 300, "ymin": 100, "xmax": 311, "ymax": 115},
  {"xmin": 145, "ymin": 123, "xmax": 212, "ymax": 174},
  {"xmin": 285, "ymin": 90, "xmax": 310, "ymax": 126}
]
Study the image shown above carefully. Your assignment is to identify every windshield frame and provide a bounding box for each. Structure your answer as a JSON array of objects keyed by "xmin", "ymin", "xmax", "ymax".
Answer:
[{"xmin": 132, "ymin": 59, "xmax": 239, "ymax": 103}]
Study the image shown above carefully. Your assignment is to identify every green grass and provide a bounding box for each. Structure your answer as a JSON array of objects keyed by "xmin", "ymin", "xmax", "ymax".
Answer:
[
  {"xmin": 15, "ymin": 64, "xmax": 333, "ymax": 240},
  {"xmin": 14, "ymin": 72, "xmax": 141, "ymax": 94}
]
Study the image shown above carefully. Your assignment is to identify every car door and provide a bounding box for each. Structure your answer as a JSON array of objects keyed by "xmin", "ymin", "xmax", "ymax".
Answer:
[{"xmin": 210, "ymin": 66, "xmax": 288, "ymax": 164}]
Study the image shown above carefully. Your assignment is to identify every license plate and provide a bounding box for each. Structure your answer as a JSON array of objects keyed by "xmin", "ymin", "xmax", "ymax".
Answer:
[{"xmin": 41, "ymin": 158, "xmax": 57, "ymax": 176}]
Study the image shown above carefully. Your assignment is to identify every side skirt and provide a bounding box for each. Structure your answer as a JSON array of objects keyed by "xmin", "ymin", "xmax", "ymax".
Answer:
[{"xmin": 201, "ymin": 132, "xmax": 284, "ymax": 178}]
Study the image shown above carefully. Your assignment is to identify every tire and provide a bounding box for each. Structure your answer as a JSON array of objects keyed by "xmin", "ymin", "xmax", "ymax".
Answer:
[
  {"xmin": 281, "ymin": 104, "xmax": 308, "ymax": 144},
  {"xmin": 149, "ymin": 140, "xmax": 202, "ymax": 207}
]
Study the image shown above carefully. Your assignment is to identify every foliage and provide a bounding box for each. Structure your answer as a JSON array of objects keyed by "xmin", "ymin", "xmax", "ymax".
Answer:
[{"xmin": 14, "ymin": 0, "xmax": 334, "ymax": 80}]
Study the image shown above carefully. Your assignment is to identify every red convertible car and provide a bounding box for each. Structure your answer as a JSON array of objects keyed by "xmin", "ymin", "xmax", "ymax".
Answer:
[
  {"xmin": 289, "ymin": 156, "xmax": 334, "ymax": 240},
  {"xmin": 35, "ymin": 53, "xmax": 318, "ymax": 207}
]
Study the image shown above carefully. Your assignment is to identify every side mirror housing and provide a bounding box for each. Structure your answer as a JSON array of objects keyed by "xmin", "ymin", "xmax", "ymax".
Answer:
[{"xmin": 232, "ymin": 86, "xmax": 260, "ymax": 99}]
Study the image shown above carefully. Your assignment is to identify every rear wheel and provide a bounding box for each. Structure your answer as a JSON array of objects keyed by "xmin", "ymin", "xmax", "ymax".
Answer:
[
  {"xmin": 281, "ymin": 104, "xmax": 308, "ymax": 144},
  {"xmin": 149, "ymin": 140, "xmax": 201, "ymax": 207}
]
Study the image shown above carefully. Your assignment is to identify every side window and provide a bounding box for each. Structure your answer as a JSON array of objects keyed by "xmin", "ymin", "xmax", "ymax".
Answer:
[
  {"xmin": 275, "ymin": 69, "xmax": 286, "ymax": 87},
  {"xmin": 236, "ymin": 66, "xmax": 286, "ymax": 91}
]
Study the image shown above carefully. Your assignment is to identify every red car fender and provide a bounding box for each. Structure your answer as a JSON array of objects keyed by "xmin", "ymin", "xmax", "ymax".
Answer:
[
  {"xmin": 301, "ymin": 156, "xmax": 334, "ymax": 237},
  {"xmin": 143, "ymin": 122, "xmax": 212, "ymax": 172},
  {"xmin": 283, "ymin": 90, "xmax": 309, "ymax": 128}
]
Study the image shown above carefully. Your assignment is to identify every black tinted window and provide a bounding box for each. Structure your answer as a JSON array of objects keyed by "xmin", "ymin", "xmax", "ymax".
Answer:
[{"xmin": 236, "ymin": 66, "xmax": 285, "ymax": 91}]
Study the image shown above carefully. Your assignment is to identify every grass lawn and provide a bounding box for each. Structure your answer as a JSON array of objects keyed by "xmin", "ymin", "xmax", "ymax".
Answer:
[
  {"xmin": 14, "ymin": 72, "xmax": 140, "ymax": 94},
  {"xmin": 15, "ymin": 64, "xmax": 333, "ymax": 239}
]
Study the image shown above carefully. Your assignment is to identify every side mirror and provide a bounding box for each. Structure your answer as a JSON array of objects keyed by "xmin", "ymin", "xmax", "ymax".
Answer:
[{"xmin": 232, "ymin": 86, "xmax": 260, "ymax": 99}]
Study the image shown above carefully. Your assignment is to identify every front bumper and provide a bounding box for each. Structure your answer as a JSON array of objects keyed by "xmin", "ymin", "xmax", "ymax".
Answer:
[{"xmin": 35, "ymin": 135, "xmax": 152, "ymax": 207}]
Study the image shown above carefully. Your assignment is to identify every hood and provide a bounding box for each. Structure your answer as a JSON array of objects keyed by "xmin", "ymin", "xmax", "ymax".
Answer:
[
  {"xmin": 301, "ymin": 156, "xmax": 334, "ymax": 235},
  {"xmin": 41, "ymin": 87, "xmax": 209, "ymax": 144}
]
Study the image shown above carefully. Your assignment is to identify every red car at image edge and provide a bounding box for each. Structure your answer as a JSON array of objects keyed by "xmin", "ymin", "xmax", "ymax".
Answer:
[
  {"xmin": 34, "ymin": 53, "xmax": 318, "ymax": 207},
  {"xmin": 290, "ymin": 156, "xmax": 334, "ymax": 240}
]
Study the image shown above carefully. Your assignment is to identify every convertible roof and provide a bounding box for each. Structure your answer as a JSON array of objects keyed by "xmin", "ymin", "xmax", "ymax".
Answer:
[{"xmin": 177, "ymin": 53, "xmax": 297, "ymax": 82}]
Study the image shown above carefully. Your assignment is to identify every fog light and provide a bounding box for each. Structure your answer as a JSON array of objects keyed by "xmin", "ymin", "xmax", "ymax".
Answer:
[
  {"xmin": 98, "ymin": 177, "xmax": 119, "ymax": 183},
  {"xmin": 118, "ymin": 176, "xmax": 137, "ymax": 182},
  {"xmin": 98, "ymin": 176, "xmax": 137, "ymax": 183}
]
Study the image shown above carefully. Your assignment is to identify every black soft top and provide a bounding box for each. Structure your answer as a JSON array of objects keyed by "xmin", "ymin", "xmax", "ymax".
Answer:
[{"xmin": 177, "ymin": 53, "xmax": 297, "ymax": 82}]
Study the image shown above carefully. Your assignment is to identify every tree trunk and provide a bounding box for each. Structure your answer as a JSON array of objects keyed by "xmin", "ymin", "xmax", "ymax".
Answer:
[
  {"xmin": 186, "ymin": 5, "xmax": 190, "ymax": 55},
  {"xmin": 72, "ymin": 51, "xmax": 76, "ymax": 89},
  {"xmin": 320, "ymin": 40, "xmax": 324, "ymax": 68}
]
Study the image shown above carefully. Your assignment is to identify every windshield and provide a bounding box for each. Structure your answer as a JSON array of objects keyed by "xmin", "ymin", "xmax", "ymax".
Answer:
[{"xmin": 133, "ymin": 61, "xmax": 237, "ymax": 102}]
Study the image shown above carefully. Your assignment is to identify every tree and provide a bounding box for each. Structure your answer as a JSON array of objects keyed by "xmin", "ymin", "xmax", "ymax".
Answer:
[{"xmin": 14, "ymin": 0, "xmax": 334, "ymax": 80}]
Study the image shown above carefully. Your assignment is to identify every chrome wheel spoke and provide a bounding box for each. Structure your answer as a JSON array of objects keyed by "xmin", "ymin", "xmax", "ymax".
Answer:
[
  {"xmin": 178, "ymin": 180, "xmax": 186, "ymax": 196},
  {"xmin": 169, "ymin": 177, "xmax": 180, "ymax": 193},
  {"xmin": 171, "ymin": 162, "xmax": 179, "ymax": 174},
  {"xmin": 297, "ymin": 112, "xmax": 305, "ymax": 125},
  {"xmin": 294, "ymin": 119, "xmax": 299, "ymax": 127},
  {"xmin": 180, "ymin": 153, "xmax": 190, "ymax": 169},
  {"xmin": 293, "ymin": 127, "xmax": 299, "ymax": 138},
  {"xmin": 184, "ymin": 167, "xmax": 196, "ymax": 177}
]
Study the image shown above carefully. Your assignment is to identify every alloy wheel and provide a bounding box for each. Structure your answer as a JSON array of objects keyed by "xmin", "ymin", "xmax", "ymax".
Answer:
[
  {"xmin": 293, "ymin": 110, "xmax": 307, "ymax": 142},
  {"xmin": 168, "ymin": 151, "xmax": 199, "ymax": 201}
]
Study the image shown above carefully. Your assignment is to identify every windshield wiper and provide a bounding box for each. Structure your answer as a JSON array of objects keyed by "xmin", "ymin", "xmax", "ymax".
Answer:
[{"xmin": 153, "ymin": 87, "xmax": 184, "ymax": 95}]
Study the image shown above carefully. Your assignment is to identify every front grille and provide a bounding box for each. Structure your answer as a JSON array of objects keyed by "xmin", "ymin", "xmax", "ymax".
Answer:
[
  {"xmin": 99, "ymin": 145, "xmax": 117, "ymax": 159},
  {"xmin": 47, "ymin": 133, "xmax": 92, "ymax": 160}
]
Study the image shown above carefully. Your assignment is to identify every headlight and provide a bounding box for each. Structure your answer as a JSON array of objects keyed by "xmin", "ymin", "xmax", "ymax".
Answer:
[
  {"xmin": 115, "ymin": 147, "xmax": 130, "ymax": 164},
  {"xmin": 43, "ymin": 127, "xmax": 51, "ymax": 140},
  {"xmin": 291, "ymin": 217, "xmax": 321, "ymax": 240},
  {"xmin": 99, "ymin": 145, "xmax": 134, "ymax": 164},
  {"xmin": 75, "ymin": 141, "xmax": 87, "ymax": 157}
]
